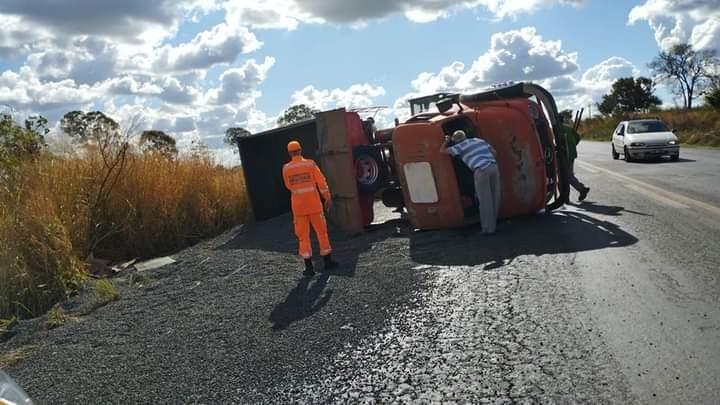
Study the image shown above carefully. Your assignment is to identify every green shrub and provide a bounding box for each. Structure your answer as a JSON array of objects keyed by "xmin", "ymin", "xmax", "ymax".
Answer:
[
  {"xmin": 93, "ymin": 279, "xmax": 118, "ymax": 304},
  {"xmin": 706, "ymin": 88, "xmax": 720, "ymax": 110}
]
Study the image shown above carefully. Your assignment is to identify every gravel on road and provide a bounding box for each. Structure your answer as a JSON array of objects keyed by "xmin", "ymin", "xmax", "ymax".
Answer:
[{"xmin": 3, "ymin": 206, "xmax": 636, "ymax": 404}]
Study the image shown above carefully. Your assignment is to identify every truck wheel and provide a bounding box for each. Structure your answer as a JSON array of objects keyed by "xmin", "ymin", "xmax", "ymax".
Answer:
[
  {"xmin": 353, "ymin": 145, "xmax": 388, "ymax": 194},
  {"xmin": 612, "ymin": 145, "xmax": 619, "ymax": 160}
]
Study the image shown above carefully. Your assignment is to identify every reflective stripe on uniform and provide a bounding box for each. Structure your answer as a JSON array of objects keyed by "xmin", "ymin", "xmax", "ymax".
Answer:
[
  {"xmin": 292, "ymin": 187, "xmax": 316, "ymax": 194},
  {"xmin": 285, "ymin": 161, "xmax": 315, "ymax": 169}
]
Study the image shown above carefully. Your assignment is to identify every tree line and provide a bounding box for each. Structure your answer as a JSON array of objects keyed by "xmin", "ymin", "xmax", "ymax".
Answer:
[
  {"xmin": 597, "ymin": 43, "xmax": 719, "ymax": 116},
  {"xmin": 2, "ymin": 102, "xmax": 319, "ymax": 172}
]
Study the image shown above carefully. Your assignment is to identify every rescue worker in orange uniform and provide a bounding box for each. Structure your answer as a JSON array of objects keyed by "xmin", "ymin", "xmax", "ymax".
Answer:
[{"xmin": 282, "ymin": 140, "xmax": 338, "ymax": 277}]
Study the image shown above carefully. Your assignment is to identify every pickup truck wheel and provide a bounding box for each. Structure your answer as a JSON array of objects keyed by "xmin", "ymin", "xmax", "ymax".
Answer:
[
  {"xmin": 671, "ymin": 153, "xmax": 680, "ymax": 162},
  {"xmin": 612, "ymin": 145, "xmax": 619, "ymax": 160},
  {"xmin": 353, "ymin": 145, "xmax": 388, "ymax": 194}
]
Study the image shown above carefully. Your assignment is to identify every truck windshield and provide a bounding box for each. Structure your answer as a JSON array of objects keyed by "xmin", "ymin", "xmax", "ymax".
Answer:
[
  {"xmin": 411, "ymin": 101, "xmax": 438, "ymax": 115},
  {"xmin": 627, "ymin": 121, "xmax": 669, "ymax": 134}
]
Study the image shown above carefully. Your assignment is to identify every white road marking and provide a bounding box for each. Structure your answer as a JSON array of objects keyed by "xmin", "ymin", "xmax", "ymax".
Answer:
[
  {"xmin": 577, "ymin": 160, "xmax": 720, "ymax": 217},
  {"xmin": 578, "ymin": 165, "xmax": 599, "ymax": 174}
]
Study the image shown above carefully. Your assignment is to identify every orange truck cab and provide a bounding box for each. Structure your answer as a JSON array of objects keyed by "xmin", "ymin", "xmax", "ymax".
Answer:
[{"xmin": 367, "ymin": 82, "xmax": 570, "ymax": 230}]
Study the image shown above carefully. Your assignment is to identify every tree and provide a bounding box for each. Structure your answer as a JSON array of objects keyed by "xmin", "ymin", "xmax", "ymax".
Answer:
[
  {"xmin": 597, "ymin": 77, "xmax": 662, "ymax": 115},
  {"xmin": 140, "ymin": 130, "xmax": 178, "ymax": 158},
  {"xmin": 60, "ymin": 110, "xmax": 120, "ymax": 144},
  {"xmin": 24, "ymin": 115, "xmax": 49, "ymax": 139},
  {"xmin": 706, "ymin": 88, "xmax": 720, "ymax": 110},
  {"xmin": 277, "ymin": 104, "xmax": 318, "ymax": 126},
  {"xmin": 649, "ymin": 43, "xmax": 719, "ymax": 109},
  {"xmin": 61, "ymin": 111, "xmax": 138, "ymax": 257},
  {"xmin": 224, "ymin": 127, "xmax": 251, "ymax": 147},
  {"xmin": 1, "ymin": 113, "xmax": 47, "ymax": 169}
]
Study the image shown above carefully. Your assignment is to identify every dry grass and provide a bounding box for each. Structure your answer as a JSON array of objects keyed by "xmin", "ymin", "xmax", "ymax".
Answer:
[
  {"xmin": 0, "ymin": 344, "xmax": 38, "ymax": 368},
  {"xmin": 1, "ymin": 150, "xmax": 249, "ymax": 319},
  {"xmin": 0, "ymin": 316, "xmax": 17, "ymax": 336},
  {"xmin": 578, "ymin": 108, "xmax": 720, "ymax": 147},
  {"xmin": 46, "ymin": 306, "xmax": 70, "ymax": 329}
]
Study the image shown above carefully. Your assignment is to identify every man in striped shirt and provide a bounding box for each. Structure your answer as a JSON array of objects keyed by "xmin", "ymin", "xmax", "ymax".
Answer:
[{"xmin": 442, "ymin": 130, "xmax": 501, "ymax": 234}]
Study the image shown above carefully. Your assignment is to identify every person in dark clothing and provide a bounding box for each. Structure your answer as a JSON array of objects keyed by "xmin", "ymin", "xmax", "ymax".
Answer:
[{"xmin": 560, "ymin": 120, "xmax": 590, "ymax": 202}]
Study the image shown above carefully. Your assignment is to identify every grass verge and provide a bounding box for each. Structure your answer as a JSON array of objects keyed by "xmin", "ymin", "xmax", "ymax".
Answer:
[
  {"xmin": 578, "ymin": 108, "xmax": 720, "ymax": 147},
  {"xmin": 1, "ymin": 150, "xmax": 249, "ymax": 319}
]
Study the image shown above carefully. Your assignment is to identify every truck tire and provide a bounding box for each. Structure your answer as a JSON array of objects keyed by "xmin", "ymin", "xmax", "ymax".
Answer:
[{"xmin": 353, "ymin": 145, "xmax": 388, "ymax": 194}]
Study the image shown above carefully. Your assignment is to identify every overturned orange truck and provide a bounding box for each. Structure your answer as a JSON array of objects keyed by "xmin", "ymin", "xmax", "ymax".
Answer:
[{"xmin": 236, "ymin": 82, "xmax": 570, "ymax": 234}]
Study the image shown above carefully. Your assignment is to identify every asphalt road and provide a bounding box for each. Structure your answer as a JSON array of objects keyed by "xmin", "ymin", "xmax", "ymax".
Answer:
[
  {"xmin": 571, "ymin": 141, "xmax": 720, "ymax": 404},
  {"xmin": 4, "ymin": 141, "xmax": 720, "ymax": 404}
]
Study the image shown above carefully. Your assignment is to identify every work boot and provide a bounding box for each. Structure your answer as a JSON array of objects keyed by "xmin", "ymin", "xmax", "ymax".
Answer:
[
  {"xmin": 578, "ymin": 187, "xmax": 590, "ymax": 202},
  {"xmin": 302, "ymin": 259, "xmax": 315, "ymax": 277},
  {"xmin": 323, "ymin": 254, "xmax": 338, "ymax": 270}
]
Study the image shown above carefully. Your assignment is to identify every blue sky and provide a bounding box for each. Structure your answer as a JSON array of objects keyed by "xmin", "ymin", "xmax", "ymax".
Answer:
[
  {"xmin": 252, "ymin": 1, "xmax": 659, "ymax": 113},
  {"xmin": 0, "ymin": 0, "xmax": 718, "ymax": 163}
]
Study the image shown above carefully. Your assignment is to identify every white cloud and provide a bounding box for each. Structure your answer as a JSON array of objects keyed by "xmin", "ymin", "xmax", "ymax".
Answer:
[
  {"xmin": 102, "ymin": 75, "xmax": 163, "ymax": 96},
  {"xmin": 205, "ymin": 57, "xmax": 275, "ymax": 105},
  {"xmin": 26, "ymin": 37, "xmax": 120, "ymax": 84},
  {"xmin": 629, "ymin": 0, "xmax": 720, "ymax": 51},
  {"xmin": 581, "ymin": 56, "xmax": 639, "ymax": 85},
  {"xmin": 540, "ymin": 56, "xmax": 641, "ymax": 112},
  {"xmin": 150, "ymin": 24, "xmax": 261, "ymax": 73},
  {"xmin": 408, "ymin": 27, "xmax": 579, "ymax": 96},
  {"xmin": 223, "ymin": 1, "xmax": 321, "ymax": 30},
  {"xmin": 411, "ymin": 62, "xmax": 467, "ymax": 94},
  {"xmin": 0, "ymin": 14, "xmax": 50, "ymax": 57},
  {"xmin": 290, "ymin": 83, "xmax": 386, "ymax": 110},
  {"xmin": 397, "ymin": 50, "xmax": 640, "ymax": 119},
  {"xmin": 0, "ymin": 66, "xmax": 97, "ymax": 113}
]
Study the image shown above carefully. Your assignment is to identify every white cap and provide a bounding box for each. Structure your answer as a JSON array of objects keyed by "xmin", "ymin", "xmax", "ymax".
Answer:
[{"xmin": 452, "ymin": 130, "xmax": 467, "ymax": 143}]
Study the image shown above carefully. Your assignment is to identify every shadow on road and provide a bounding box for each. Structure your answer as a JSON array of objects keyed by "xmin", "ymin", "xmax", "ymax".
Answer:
[
  {"xmin": 269, "ymin": 274, "xmax": 333, "ymax": 331},
  {"xmin": 222, "ymin": 206, "xmax": 638, "ymax": 328},
  {"xmin": 570, "ymin": 201, "xmax": 651, "ymax": 217},
  {"xmin": 217, "ymin": 213, "xmax": 403, "ymax": 279},
  {"xmin": 408, "ymin": 210, "xmax": 639, "ymax": 268},
  {"xmin": 629, "ymin": 157, "xmax": 696, "ymax": 164}
]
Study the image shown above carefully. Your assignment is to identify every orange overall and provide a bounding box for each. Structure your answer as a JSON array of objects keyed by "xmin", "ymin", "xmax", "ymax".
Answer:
[{"xmin": 282, "ymin": 156, "xmax": 332, "ymax": 259}]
